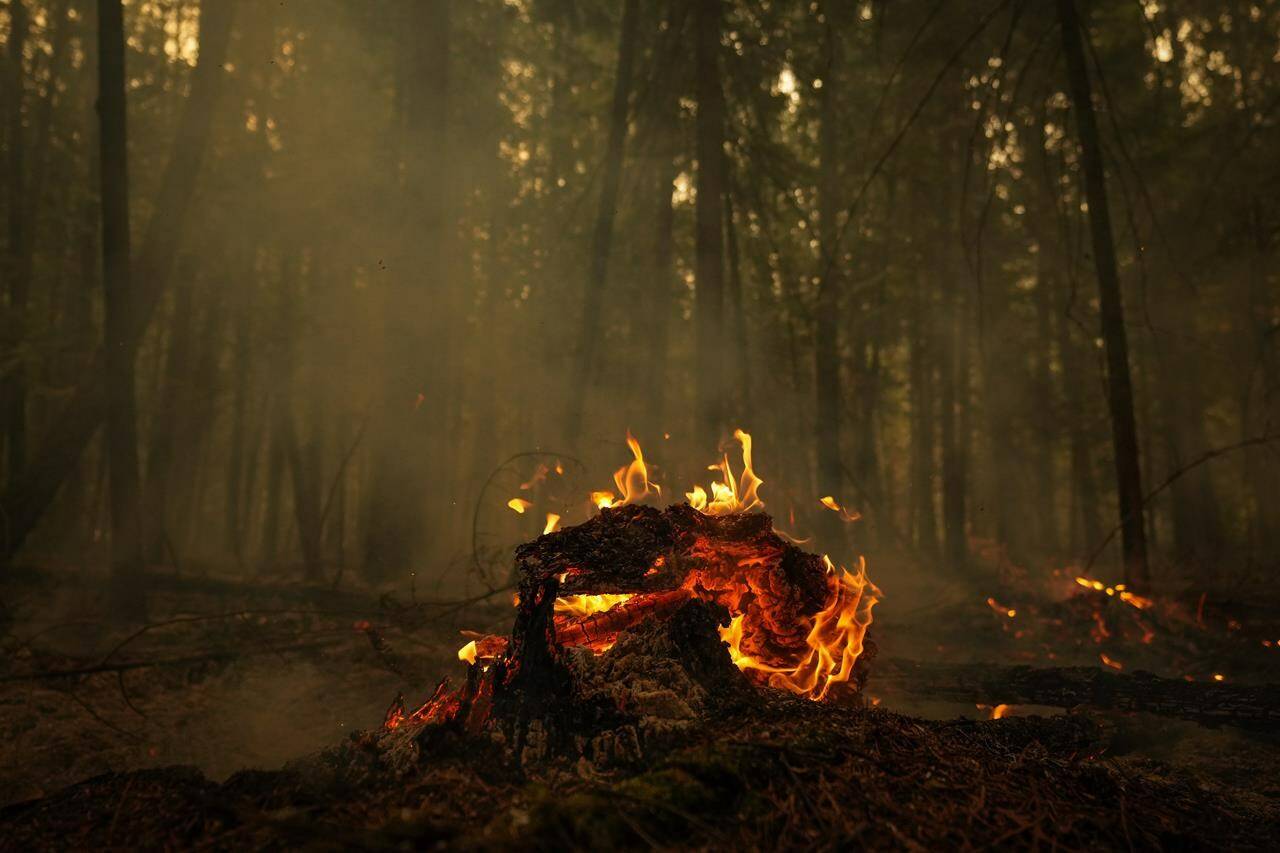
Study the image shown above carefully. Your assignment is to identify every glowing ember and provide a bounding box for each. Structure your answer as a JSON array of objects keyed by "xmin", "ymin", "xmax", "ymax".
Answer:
[
  {"xmin": 1099, "ymin": 652, "xmax": 1124, "ymax": 671},
  {"xmin": 1075, "ymin": 576, "xmax": 1153, "ymax": 610},
  {"xmin": 986, "ymin": 597, "xmax": 1016, "ymax": 619}
]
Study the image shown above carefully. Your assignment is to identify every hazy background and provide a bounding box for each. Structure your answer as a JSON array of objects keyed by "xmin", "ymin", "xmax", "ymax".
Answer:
[{"xmin": 2, "ymin": 0, "xmax": 1279, "ymax": 611}]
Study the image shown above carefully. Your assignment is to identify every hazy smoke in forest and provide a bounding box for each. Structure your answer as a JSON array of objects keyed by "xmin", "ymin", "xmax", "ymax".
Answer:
[{"xmin": 1, "ymin": 0, "xmax": 1277, "ymax": 607}]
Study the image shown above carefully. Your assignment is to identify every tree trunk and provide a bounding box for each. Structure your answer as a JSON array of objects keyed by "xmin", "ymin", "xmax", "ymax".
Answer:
[
  {"xmin": 642, "ymin": 15, "xmax": 682, "ymax": 439},
  {"xmin": 225, "ymin": 245, "xmax": 255, "ymax": 567},
  {"xmin": 814, "ymin": 6, "xmax": 844, "ymax": 548},
  {"xmin": 3, "ymin": 0, "xmax": 29, "ymax": 489},
  {"xmin": 564, "ymin": 0, "xmax": 640, "ymax": 447},
  {"xmin": 909, "ymin": 295, "xmax": 936, "ymax": 553},
  {"xmin": 0, "ymin": 0, "xmax": 235, "ymax": 564},
  {"xmin": 364, "ymin": 0, "xmax": 453, "ymax": 579},
  {"xmin": 692, "ymin": 0, "xmax": 727, "ymax": 449},
  {"xmin": 144, "ymin": 262, "xmax": 196, "ymax": 563},
  {"xmin": 723, "ymin": 172, "xmax": 751, "ymax": 418},
  {"xmin": 97, "ymin": 0, "xmax": 145, "ymax": 617},
  {"xmin": 1056, "ymin": 0, "xmax": 1148, "ymax": 586}
]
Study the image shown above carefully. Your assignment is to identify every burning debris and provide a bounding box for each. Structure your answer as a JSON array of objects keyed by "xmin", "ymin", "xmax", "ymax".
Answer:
[{"xmin": 386, "ymin": 432, "xmax": 879, "ymax": 757}]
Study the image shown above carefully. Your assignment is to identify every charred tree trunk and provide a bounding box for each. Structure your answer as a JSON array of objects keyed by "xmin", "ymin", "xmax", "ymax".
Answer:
[
  {"xmin": 0, "ymin": 0, "xmax": 235, "ymax": 564},
  {"xmin": 1056, "ymin": 0, "xmax": 1148, "ymax": 586},
  {"xmin": 97, "ymin": 0, "xmax": 145, "ymax": 617},
  {"xmin": 692, "ymin": 0, "xmax": 727, "ymax": 449},
  {"xmin": 564, "ymin": 0, "xmax": 639, "ymax": 447}
]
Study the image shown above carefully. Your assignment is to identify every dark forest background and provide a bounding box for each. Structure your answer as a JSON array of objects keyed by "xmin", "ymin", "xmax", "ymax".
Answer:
[{"xmin": 3, "ymin": 0, "xmax": 1279, "ymax": 616}]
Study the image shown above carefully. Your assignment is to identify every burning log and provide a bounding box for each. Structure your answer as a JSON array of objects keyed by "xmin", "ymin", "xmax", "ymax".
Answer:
[
  {"xmin": 875, "ymin": 658, "xmax": 1280, "ymax": 729},
  {"xmin": 393, "ymin": 496, "xmax": 878, "ymax": 759}
]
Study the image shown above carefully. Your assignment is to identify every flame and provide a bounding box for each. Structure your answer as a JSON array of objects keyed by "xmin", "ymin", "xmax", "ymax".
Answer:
[
  {"xmin": 458, "ymin": 640, "xmax": 477, "ymax": 665},
  {"xmin": 554, "ymin": 593, "xmax": 634, "ymax": 619},
  {"xmin": 686, "ymin": 429, "xmax": 764, "ymax": 515},
  {"xmin": 519, "ymin": 464, "xmax": 549, "ymax": 491},
  {"xmin": 612, "ymin": 432, "xmax": 660, "ymax": 505},
  {"xmin": 819, "ymin": 495, "xmax": 861, "ymax": 522},
  {"xmin": 453, "ymin": 430, "xmax": 879, "ymax": 711},
  {"xmin": 717, "ymin": 558, "xmax": 878, "ymax": 701},
  {"xmin": 978, "ymin": 703, "xmax": 1012, "ymax": 719}
]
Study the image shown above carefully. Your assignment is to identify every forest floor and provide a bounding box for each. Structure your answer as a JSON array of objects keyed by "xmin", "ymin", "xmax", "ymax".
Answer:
[{"xmin": 1, "ymin": 554, "xmax": 1278, "ymax": 848}]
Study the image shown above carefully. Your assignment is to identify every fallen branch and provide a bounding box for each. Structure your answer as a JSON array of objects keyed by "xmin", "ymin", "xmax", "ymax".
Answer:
[
  {"xmin": 874, "ymin": 658, "xmax": 1280, "ymax": 730},
  {"xmin": 0, "ymin": 638, "xmax": 345, "ymax": 683}
]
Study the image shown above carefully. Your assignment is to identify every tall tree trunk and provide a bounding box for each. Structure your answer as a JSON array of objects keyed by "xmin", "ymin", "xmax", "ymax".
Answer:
[
  {"xmin": 225, "ymin": 245, "xmax": 255, "ymax": 566},
  {"xmin": 144, "ymin": 261, "xmax": 196, "ymax": 562},
  {"xmin": 909, "ymin": 271, "xmax": 937, "ymax": 554},
  {"xmin": 97, "ymin": 0, "xmax": 144, "ymax": 617},
  {"xmin": 692, "ymin": 0, "xmax": 727, "ymax": 449},
  {"xmin": 642, "ymin": 14, "xmax": 682, "ymax": 439},
  {"xmin": 723, "ymin": 172, "xmax": 750, "ymax": 418},
  {"xmin": 1056, "ymin": 0, "xmax": 1148, "ymax": 586},
  {"xmin": 364, "ymin": 0, "xmax": 453, "ymax": 579},
  {"xmin": 0, "ymin": 0, "xmax": 235, "ymax": 564},
  {"xmin": 3, "ymin": 0, "xmax": 29, "ymax": 489},
  {"xmin": 564, "ymin": 0, "xmax": 640, "ymax": 447},
  {"xmin": 814, "ymin": 6, "xmax": 844, "ymax": 548}
]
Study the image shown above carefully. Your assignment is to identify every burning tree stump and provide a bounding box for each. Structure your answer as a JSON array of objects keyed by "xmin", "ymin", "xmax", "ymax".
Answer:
[{"xmin": 388, "ymin": 503, "xmax": 878, "ymax": 765}]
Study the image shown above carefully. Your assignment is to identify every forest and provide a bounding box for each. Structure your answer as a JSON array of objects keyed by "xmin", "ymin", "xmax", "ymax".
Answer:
[{"xmin": 1, "ymin": 0, "xmax": 1279, "ymax": 849}]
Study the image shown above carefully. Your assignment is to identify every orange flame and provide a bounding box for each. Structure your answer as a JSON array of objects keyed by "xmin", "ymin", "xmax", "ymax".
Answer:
[
  {"xmin": 507, "ymin": 498, "xmax": 532, "ymax": 514},
  {"xmin": 462, "ymin": 431, "xmax": 878, "ymax": 705},
  {"xmin": 554, "ymin": 593, "xmax": 634, "ymax": 619},
  {"xmin": 686, "ymin": 429, "xmax": 764, "ymax": 515},
  {"xmin": 612, "ymin": 432, "xmax": 661, "ymax": 506},
  {"xmin": 717, "ymin": 558, "xmax": 878, "ymax": 701},
  {"xmin": 819, "ymin": 495, "xmax": 861, "ymax": 522}
]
